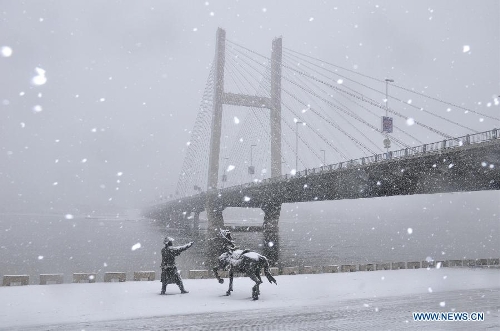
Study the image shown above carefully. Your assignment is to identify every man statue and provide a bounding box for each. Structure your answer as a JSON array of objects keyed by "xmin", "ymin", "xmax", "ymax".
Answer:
[
  {"xmin": 219, "ymin": 229, "xmax": 238, "ymax": 252},
  {"xmin": 160, "ymin": 237, "xmax": 193, "ymax": 295},
  {"xmin": 218, "ymin": 229, "xmax": 250, "ymax": 258}
]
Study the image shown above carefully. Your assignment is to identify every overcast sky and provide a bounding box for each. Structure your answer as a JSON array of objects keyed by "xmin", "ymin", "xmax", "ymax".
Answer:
[{"xmin": 0, "ymin": 0, "xmax": 498, "ymax": 214}]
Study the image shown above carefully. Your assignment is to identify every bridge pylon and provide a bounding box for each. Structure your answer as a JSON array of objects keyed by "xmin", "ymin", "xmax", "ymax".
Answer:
[
  {"xmin": 206, "ymin": 28, "xmax": 284, "ymax": 262},
  {"xmin": 206, "ymin": 27, "xmax": 283, "ymax": 191}
]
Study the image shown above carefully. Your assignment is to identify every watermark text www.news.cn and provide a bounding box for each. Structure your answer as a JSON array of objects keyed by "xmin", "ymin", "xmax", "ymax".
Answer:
[{"xmin": 413, "ymin": 312, "xmax": 484, "ymax": 322}]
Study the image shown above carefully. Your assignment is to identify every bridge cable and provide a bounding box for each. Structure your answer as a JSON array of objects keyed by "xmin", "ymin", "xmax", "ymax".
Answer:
[
  {"xmin": 225, "ymin": 51, "xmax": 313, "ymax": 170},
  {"xmin": 175, "ymin": 62, "xmax": 215, "ymax": 196},
  {"xmin": 224, "ymin": 60, "xmax": 271, "ymax": 184},
  {"xmin": 283, "ymin": 50, "xmax": 480, "ymax": 134},
  {"xmin": 282, "ymin": 56, "xmax": 415, "ymax": 149},
  {"xmin": 228, "ymin": 40, "xmax": 469, "ymax": 139},
  {"xmin": 227, "ymin": 46, "xmax": 314, "ymax": 170},
  {"xmin": 227, "ymin": 41, "xmax": 454, "ymax": 140},
  {"xmin": 226, "ymin": 54, "xmax": 291, "ymax": 183},
  {"xmin": 227, "ymin": 46, "xmax": 352, "ymax": 162},
  {"xmin": 227, "ymin": 45, "xmax": 387, "ymax": 155},
  {"xmin": 283, "ymin": 46, "xmax": 499, "ymax": 122},
  {"xmin": 227, "ymin": 46, "xmax": 369, "ymax": 160},
  {"xmin": 227, "ymin": 57, "xmax": 277, "ymax": 177},
  {"xmin": 280, "ymin": 61, "xmax": 455, "ymax": 139},
  {"xmin": 282, "ymin": 58, "xmax": 390, "ymax": 152},
  {"xmin": 227, "ymin": 46, "xmax": 375, "ymax": 159}
]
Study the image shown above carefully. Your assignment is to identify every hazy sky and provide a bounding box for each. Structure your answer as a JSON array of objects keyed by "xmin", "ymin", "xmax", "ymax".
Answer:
[{"xmin": 0, "ymin": 0, "xmax": 498, "ymax": 214}]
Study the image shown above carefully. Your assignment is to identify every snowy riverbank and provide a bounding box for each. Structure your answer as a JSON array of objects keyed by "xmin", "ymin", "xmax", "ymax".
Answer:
[{"xmin": 1, "ymin": 267, "xmax": 498, "ymax": 330}]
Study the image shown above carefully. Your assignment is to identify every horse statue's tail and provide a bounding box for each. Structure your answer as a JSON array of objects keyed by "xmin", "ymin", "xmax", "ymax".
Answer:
[{"xmin": 262, "ymin": 258, "xmax": 277, "ymax": 285}]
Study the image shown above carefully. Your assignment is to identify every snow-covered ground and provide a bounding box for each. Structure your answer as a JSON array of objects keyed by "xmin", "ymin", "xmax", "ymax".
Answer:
[{"xmin": 1, "ymin": 267, "xmax": 498, "ymax": 330}]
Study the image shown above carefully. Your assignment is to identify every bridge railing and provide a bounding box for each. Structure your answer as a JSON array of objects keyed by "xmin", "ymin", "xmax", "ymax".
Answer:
[
  {"xmin": 273, "ymin": 128, "xmax": 499, "ymax": 184},
  {"xmin": 172, "ymin": 128, "xmax": 499, "ymax": 199}
]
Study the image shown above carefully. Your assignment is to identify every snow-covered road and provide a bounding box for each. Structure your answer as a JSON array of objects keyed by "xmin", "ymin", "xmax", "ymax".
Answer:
[{"xmin": 1, "ymin": 268, "xmax": 499, "ymax": 330}]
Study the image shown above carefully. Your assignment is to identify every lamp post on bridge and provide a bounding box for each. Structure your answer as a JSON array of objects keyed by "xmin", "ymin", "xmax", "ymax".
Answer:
[
  {"xmin": 295, "ymin": 121, "xmax": 304, "ymax": 173},
  {"xmin": 320, "ymin": 149, "xmax": 326, "ymax": 166},
  {"xmin": 221, "ymin": 157, "xmax": 229, "ymax": 188},
  {"xmin": 385, "ymin": 79, "xmax": 394, "ymax": 117},
  {"xmin": 249, "ymin": 144, "xmax": 256, "ymax": 181},
  {"xmin": 383, "ymin": 79, "xmax": 394, "ymax": 155}
]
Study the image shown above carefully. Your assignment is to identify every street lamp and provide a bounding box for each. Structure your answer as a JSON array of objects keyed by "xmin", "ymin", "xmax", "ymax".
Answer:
[
  {"xmin": 248, "ymin": 145, "xmax": 256, "ymax": 178},
  {"xmin": 385, "ymin": 79, "xmax": 394, "ymax": 116},
  {"xmin": 221, "ymin": 157, "xmax": 229, "ymax": 188},
  {"xmin": 295, "ymin": 121, "xmax": 303, "ymax": 172},
  {"xmin": 383, "ymin": 79, "xmax": 394, "ymax": 154},
  {"xmin": 320, "ymin": 149, "xmax": 326, "ymax": 166}
]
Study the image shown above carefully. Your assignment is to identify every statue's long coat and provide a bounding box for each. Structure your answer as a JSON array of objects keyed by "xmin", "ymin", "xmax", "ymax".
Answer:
[{"xmin": 161, "ymin": 243, "xmax": 191, "ymax": 284}]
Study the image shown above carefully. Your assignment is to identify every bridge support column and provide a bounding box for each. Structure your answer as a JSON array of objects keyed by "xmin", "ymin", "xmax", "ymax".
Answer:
[
  {"xmin": 262, "ymin": 203, "xmax": 281, "ymax": 267},
  {"xmin": 206, "ymin": 27, "xmax": 226, "ymax": 191},
  {"xmin": 180, "ymin": 212, "xmax": 191, "ymax": 232},
  {"xmin": 206, "ymin": 200, "xmax": 224, "ymax": 231},
  {"xmin": 262, "ymin": 203, "xmax": 281, "ymax": 232},
  {"xmin": 169, "ymin": 211, "xmax": 184, "ymax": 229},
  {"xmin": 206, "ymin": 193, "xmax": 225, "ymax": 267},
  {"xmin": 193, "ymin": 211, "xmax": 200, "ymax": 231},
  {"xmin": 270, "ymin": 36, "xmax": 282, "ymax": 178}
]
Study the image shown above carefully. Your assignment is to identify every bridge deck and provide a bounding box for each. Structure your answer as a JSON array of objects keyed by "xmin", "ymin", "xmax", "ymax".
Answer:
[{"xmin": 145, "ymin": 130, "xmax": 499, "ymax": 221}]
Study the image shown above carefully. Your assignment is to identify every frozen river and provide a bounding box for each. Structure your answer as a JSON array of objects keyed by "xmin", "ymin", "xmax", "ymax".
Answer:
[{"xmin": 0, "ymin": 191, "xmax": 498, "ymax": 283}]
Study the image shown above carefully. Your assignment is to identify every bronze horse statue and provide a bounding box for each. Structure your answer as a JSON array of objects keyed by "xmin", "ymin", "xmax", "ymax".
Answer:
[{"xmin": 213, "ymin": 248, "xmax": 277, "ymax": 300}]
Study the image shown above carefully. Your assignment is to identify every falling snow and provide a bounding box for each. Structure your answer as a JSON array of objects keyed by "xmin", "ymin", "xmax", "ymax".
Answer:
[
  {"xmin": 0, "ymin": 3, "xmax": 498, "ymax": 328},
  {"xmin": 31, "ymin": 67, "xmax": 47, "ymax": 85},
  {"xmin": 1, "ymin": 46, "xmax": 13, "ymax": 57}
]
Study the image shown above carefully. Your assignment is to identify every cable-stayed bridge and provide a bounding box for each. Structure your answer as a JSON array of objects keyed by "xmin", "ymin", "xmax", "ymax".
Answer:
[{"xmin": 145, "ymin": 28, "xmax": 500, "ymax": 249}]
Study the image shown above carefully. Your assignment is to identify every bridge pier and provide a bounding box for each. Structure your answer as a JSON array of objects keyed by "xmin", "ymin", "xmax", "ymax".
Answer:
[
  {"xmin": 168, "ymin": 211, "xmax": 183, "ymax": 229},
  {"xmin": 262, "ymin": 203, "xmax": 281, "ymax": 233},
  {"xmin": 206, "ymin": 193, "xmax": 226, "ymax": 267},
  {"xmin": 262, "ymin": 203, "xmax": 282, "ymax": 267},
  {"xmin": 180, "ymin": 212, "xmax": 192, "ymax": 232},
  {"xmin": 193, "ymin": 211, "xmax": 200, "ymax": 231},
  {"xmin": 263, "ymin": 229, "xmax": 280, "ymax": 268},
  {"xmin": 206, "ymin": 204, "xmax": 224, "ymax": 230}
]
